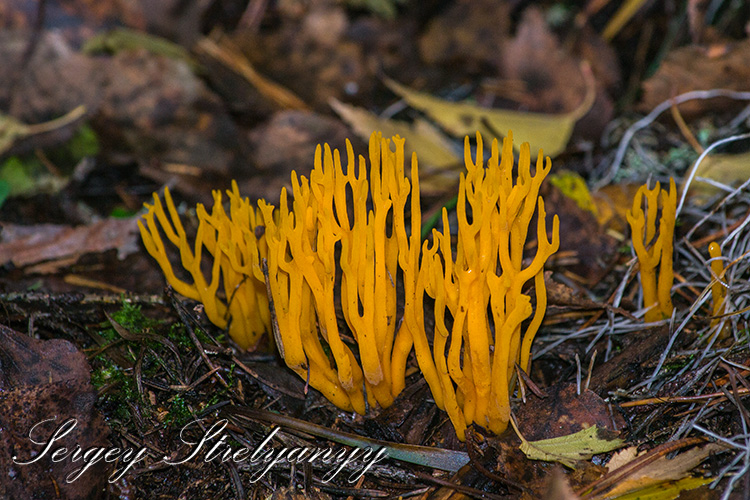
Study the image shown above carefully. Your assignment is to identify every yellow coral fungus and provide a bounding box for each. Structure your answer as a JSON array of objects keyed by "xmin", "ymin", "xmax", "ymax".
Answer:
[
  {"xmin": 626, "ymin": 178, "xmax": 676, "ymax": 322},
  {"xmin": 258, "ymin": 132, "xmax": 421, "ymax": 413},
  {"xmin": 140, "ymin": 130, "xmax": 562, "ymax": 438},
  {"xmin": 138, "ymin": 182, "xmax": 270, "ymax": 350},
  {"xmin": 403, "ymin": 131, "xmax": 560, "ymax": 440}
]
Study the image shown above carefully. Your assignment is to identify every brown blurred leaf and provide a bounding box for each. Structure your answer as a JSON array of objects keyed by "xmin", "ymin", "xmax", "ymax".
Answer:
[
  {"xmin": 543, "ymin": 183, "xmax": 620, "ymax": 282},
  {"xmin": 640, "ymin": 39, "xmax": 750, "ymax": 115},
  {"xmin": 417, "ymin": 0, "xmax": 511, "ymax": 71},
  {"xmin": 0, "ymin": 217, "xmax": 140, "ymax": 270},
  {"xmin": 499, "ymin": 7, "xmax": 616, "ymax": 140},
  {"xmin": 243, "ymin": 110, "xmax": 362, "ymax": 200}
]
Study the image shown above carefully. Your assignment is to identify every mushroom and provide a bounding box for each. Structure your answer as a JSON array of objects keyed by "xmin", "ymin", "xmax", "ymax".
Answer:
[
  {"xmin": 259, "ymin": 132, "xmax": 421, "ymax": 413},
  {"xmin": 626, "ymin": 178, "xmax": 676, "ymax": 322},
  {"xmin": 406, "ymin": 132, "xmax": 560, "ymax": 440},
  {"xmin": 138, "ymin": 182, "xmax": 270, "ymax": 350}
]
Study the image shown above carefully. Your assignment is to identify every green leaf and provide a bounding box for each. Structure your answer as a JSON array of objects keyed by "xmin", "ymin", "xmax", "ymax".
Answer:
[
  {"xmin": 0, "ymin": 180, "xmax": 10, "ymax": 209},
  {"xmin": 69, "ymin": 124, "xmax": 100, "ymax": 159},
  {"xmin": 511, "ymin": 417, "xmax": 625, "ymax": 468}
]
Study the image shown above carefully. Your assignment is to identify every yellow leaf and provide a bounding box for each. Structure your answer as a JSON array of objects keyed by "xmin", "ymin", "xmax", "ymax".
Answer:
[
  {"xmin": 330, "ymin": 98, "xmax": 462, "ymax": 194},
  {"xmin": 604, "ymin": 443, "xmax": 725, "ymax": 499},
  {"xmin": 549, "ymin": 170, "xmax": 599, "ymax": 216},
  {"xmin": 384, "ymin": 62, "xmax": 595, "ymax": 158},
  {"xmin": 685, "ymin": 151, "xmax": 750, "ymax": 205},
  {"xmin": 605, "ymin": 476, "xmax": 713, "ymax": 500}
]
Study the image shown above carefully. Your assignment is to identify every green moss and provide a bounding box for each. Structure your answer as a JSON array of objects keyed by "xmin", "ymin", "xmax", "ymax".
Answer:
[
  {"xmin": 164, "ymin": 395, "xmax": 193, "ymax": 428},
  {"xmin": 111, "ymin": 300, "xmax": 159, "ymax": 333},
  {"xmin": 91, "ymin": 361, "xmax": 142, "ymax": 421},
  {"xmin": 91, "ymin": 299, "xmax": 233, "ymax": 428},
  {"xmin": 167, "ymin": 322, "xmax": 194, "ymax": 350},
  {"xmin": 662, "ymin": 354, "xmax": 694, "ymax": 373}
]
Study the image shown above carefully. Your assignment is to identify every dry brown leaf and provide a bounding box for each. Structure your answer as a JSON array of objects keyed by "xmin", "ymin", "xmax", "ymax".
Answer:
[
  {"xmin": 0, "ymin": 324, "xmax": 110, "ymax": 499},
  {"xmin": 606, "ymin": 446, "xmax": 640, "ymax": 472},
  {"xmin": 542, "ymin": 184, "xmax": 620, "ymax": 282},
  {"xmin": 640, "ymin": 39, "xmax": 750, "ymax": 115},
  {"xmin": 0, "ymin": 217, "xmax": 140, "ymax": 270},
  {"xmin": 417, "ymin": 0, "xmax": 511, "ymax": 71},
  {"xmin": 515, "ymin": 384, "xmax": 626, "ymax": 442}
]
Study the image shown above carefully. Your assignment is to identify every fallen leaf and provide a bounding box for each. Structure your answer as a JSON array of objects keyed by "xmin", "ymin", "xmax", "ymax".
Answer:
[
  {"xmin": 685, "ymin": 151, "xmax": 750, "ymax": 205},
  {"xmin": 384, "ymin": 61, "xmax": 595, "ymax": 158},
  {"xmin": 330, "ymin": 98, "xmax": 461, "ymax": 194},
  {"xmin": 605, "ymin": 476, "xmax": 713, "ymax": 500},
  {"xmin": 603, "ymin": 443, "xmax": 725, "ymax": 498},
  {"xmin": 606, "ymin": 446, "xmax": 640, "ymax": 472},
  {"xmin": 515, "ymin": 384, "xmax": 627, "ymax": 441},
  {"xmin": 549, "ymin": 170, "xmax": 599, "ymax": 217},
  {"xmin": 417, "ymin": 0, "xmax": 511, "ymax": 71},
  {"xmin": 0, "ymin": 217, "xmax": 140, "ymax": 269},
  {"xmin": 542, "ymin": 184, "xmax": 621, "ymax": 282},
  {"xmin": 330, "ymin": 98, "xmax": 458, "ymax": 167},
  {"xmin": 498, "ymin": 7, "xmax": 617, "ymax": 142},
  {"xmin": 640, "ymin": 39, "xmax": 750, "ymax": 115},
  {"xmin": 511, "ymin": 418, "xmax": 625, "ymax": 468},
  {"xmin": 243, "ymin": 110, "xmax": 363, "ymax": 201},
  {"xmin": 0, "ymin": 324, "xmax": 110, "ymax": 500},
  {"xmin": 588, "ymin": 325, "xmax": 674, "ymax": 394}
]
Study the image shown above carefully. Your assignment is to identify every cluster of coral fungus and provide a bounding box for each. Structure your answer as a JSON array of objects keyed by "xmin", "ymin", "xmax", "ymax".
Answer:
[{"xmin": 139, "ymin": 131, "xmax": 559, "ymax": 439}]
